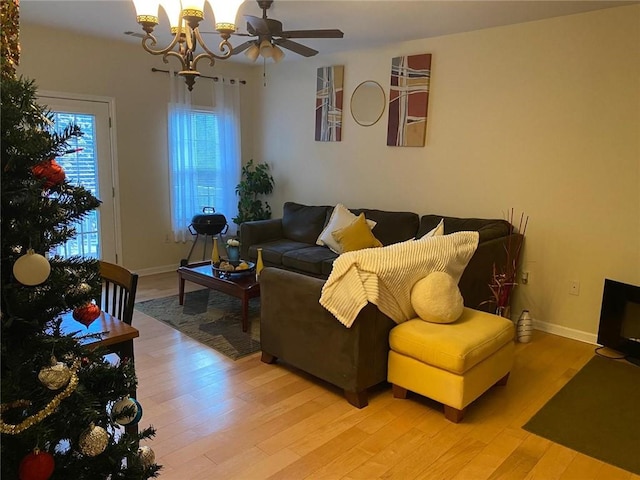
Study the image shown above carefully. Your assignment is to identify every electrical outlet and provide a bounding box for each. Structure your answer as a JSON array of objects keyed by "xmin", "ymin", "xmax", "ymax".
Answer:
[
  {"xmin": 521, "ymin": 271, "xmax": 529, "ymax": 285},
  {"xmin": 569, "ymin": 280, "xmax": 580, "ymax": 296}
]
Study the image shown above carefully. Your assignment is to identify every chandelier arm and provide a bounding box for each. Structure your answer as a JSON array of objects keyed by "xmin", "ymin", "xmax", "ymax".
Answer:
[
  {"xmin": 163, "ymin": 50, "xmax": 189, "ymax": 71},
  {"xmin": 141, "ymin": 31, "xmax": 182, "ymax": 57},
  {"xmin": 193, "ymin": 29, "xmax": 233, "ymax": 60}
]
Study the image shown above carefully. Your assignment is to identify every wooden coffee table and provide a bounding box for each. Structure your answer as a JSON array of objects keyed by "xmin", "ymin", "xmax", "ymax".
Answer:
[{"xmin": 177, "ymin": 261, "xmax": 260, "ymax": 332}]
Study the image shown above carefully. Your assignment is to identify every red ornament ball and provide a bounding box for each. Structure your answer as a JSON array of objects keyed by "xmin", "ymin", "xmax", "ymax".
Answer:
[
  {"xmin": 19, "ymin": 448, "xmax": 55, "ymax": 480},
  {"xmin": 32, "ymin": 158, "xmax": 65, "ymax": 189},
  {"xmin": 72, "ymin": 303, "xmax": 101, "ymax": 327}
]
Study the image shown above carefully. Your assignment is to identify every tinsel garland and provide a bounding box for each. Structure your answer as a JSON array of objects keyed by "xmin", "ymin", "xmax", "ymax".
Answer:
[{"xmin": 0, "ymin": 359, "xmax": 80, "ymax": 435}]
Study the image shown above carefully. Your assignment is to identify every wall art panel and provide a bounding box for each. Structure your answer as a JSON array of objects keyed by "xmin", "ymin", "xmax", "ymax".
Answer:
[
  {"xmin": 387, "ymin": 53, "xmax": 431, "ymax": 147},
  {"xmin": 315, "ymin": 65, "xmax": 344, "ymax": 142}
]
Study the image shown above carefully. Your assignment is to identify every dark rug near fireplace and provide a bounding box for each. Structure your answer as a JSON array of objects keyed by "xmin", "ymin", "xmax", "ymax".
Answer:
[
  {"xmin": 523, "ymin": 355, "xmax": 640, "ymax": 474},
  {"xmin": 135, "ymin": 289, "xmax": 260, "ymax": 360}
]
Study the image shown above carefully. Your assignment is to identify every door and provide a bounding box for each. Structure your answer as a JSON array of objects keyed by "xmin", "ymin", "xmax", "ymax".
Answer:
[{"xmin": 38, "ymin": 93, "xmax": 119, "ymax": 263}]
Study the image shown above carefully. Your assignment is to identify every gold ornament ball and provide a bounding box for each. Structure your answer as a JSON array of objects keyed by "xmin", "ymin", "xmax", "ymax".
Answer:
[
  {"xmin": 38, "ymin": 359, "xmax": 71, "ymax": 390},
  {"xmin": 79, "ymin": 424, "xmax": 109, "ymax": 457},
  {"xmin": 12, "ymin": 249, "xmax": 51, "ymax": 286},
  {"xmin": 138, "ymin": 445, "xmax": 156, "ymax": 468}
]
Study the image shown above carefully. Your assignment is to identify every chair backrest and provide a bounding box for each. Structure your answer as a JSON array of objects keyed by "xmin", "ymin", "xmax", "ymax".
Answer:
[{"xmin": 99, "ymin": 261, "xmax": 139, "ymax": 325}]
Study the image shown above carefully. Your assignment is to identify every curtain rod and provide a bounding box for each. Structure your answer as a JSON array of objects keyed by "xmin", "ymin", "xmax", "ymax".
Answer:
[{"xmin": 151, "ymin": 68, "xmax": 246, "ymax": 85}]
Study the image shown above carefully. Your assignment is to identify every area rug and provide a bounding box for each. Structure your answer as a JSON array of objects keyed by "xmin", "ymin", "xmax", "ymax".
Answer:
[
  {"xmin": 523, "ymin": 355, "xmax": 640, "ymax": 474},
  {"xmin": 135, "ymin": 289, "xmax": 260, "ymax": 360}
]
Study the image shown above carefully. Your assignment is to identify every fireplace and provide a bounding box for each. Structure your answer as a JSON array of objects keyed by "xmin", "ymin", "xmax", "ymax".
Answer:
[{"xmin": 597, "ymin": 278, "xmax": 640, "ymax": 366}]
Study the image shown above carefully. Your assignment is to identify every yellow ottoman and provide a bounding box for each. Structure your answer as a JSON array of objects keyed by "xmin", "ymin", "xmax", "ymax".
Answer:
[{"xmin": 388, "ymin": 307, "xmax": 515, "ymax": 422}]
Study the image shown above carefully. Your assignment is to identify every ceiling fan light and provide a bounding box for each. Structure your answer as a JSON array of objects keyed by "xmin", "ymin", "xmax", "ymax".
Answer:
[
  {"xmin": 259, "ymin": 39, "xmax": 273, "ymax": 58},
  {"xmin": 272, "ymin": 45, "xmax": 284, "ymax": 63},
  {"xmin": 208, "ymin": 0, "xmax": 244, "ymax": 33},
  {"xmin": 245, "ymin": 43, "xmax": 260, "ymax": 62}
]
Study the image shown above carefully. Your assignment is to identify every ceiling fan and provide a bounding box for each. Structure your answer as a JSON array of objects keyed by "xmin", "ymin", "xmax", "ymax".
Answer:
[{"xmin": 232, "ymin": 0, "xmax": 344, "ymax": 62}]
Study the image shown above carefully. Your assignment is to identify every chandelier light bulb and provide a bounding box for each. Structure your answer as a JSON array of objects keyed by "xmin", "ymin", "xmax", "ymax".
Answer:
[
  {"xmin": 159, "ymin": 0, "xmax": 182, "ymax": 31},
  {"xmin": 209, "ymin": 0, "xmax": 244, "ymax": 33}
]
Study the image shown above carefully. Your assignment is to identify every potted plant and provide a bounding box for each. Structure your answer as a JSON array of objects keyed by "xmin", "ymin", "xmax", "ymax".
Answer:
[{"xmin": 232, "ymin": 159, "xmax": 275, "ymax": 226}]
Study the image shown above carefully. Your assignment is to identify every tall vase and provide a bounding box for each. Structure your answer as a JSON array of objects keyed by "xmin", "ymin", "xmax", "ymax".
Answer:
[
  {"xmin": 256, "ymin": 248, "xmax": 264, "ymax": 281},
  {"xmin": 516, "ymin": 309, "xmax": 533, "ymax": 343},
  {"xmin": 211, "ymin": 237, "xmax": 220, "ymax": 265}
]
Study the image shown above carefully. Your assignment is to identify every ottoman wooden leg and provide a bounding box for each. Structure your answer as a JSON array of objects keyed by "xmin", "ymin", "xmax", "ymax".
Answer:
[
  {"xmin": 261, "ymin": 351, "xmax": 277, "ymax": 364},
  {"xmin": 444, "ymin": 405, "xmax": 466, "ymax": 423},
  {"xmin": 392, "ymin": 384, "xmax": 408, "ymax": 399}
]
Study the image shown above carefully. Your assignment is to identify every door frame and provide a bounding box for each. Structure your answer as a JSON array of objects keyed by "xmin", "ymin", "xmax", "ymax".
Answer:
[{"xmin": 38, "ymin": 90, "xmax": 122, "ymax": 264}]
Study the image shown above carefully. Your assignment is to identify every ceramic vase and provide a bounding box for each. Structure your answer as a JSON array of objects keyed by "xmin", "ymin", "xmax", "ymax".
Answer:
[
  {"xmin": 517, "ymin": 309, "xmax": 533, "ymax": 343},
  {"xmin": 256, "ymin": 248, "xmax": 264, "ymax": 280},
  {"xmin": 227, "ymin": 245, "xmax": 240, "ymax": 264}
]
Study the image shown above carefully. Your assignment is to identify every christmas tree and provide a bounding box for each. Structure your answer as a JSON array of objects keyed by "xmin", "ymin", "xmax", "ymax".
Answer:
[{"xmin": 1, "ymin": 3, "xmax": 160, "ymax": 478}]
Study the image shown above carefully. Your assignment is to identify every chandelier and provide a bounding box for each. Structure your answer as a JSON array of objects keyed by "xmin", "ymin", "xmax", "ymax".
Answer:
[{"xmin": 132, "ymin": 0, "xmax": 245, "ymax": 90}]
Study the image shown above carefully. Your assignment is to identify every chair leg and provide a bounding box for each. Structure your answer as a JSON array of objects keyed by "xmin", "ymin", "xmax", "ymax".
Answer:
[
  {"xmin": 261, "ymin": 351, "xmax": 277, "ymax": 364},
  {"xmin": 444, "ymin": 405, "xmax": 465, "ymax": 423},
  {"xmin": 495, "ymin": 372, "xmax": 510, "ymax": 386},
  {"xmin": 392, "ymin": 384, "xmax": 408, "ymax": 399},
  {"xmin": 344, "ymin": 389, "xmax": 368, "ymax": 409}
]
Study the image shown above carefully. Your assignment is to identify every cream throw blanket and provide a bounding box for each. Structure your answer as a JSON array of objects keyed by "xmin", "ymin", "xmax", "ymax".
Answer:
[{"xmin": 319, "ymin": 231, "xmax": 479, "ymax": 328}]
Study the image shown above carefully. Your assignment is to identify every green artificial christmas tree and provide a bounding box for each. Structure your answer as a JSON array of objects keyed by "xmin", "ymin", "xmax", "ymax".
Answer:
[{"xmin": 1, "ymin": 7, "xmax": 161, "ymax": 478}]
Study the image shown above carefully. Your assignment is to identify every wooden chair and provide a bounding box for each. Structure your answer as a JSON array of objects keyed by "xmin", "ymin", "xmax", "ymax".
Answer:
[
  {"xmin": 99, "ymin": 261, "xmax": 139, "ymax": 327},
  {"xmin": 99, "ymin": 261, "xmax": 140, "ymax": 437}
]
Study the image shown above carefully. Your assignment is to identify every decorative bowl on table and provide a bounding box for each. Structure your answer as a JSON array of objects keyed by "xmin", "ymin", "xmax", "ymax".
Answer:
[{"xmin": 211, "ymin": 260, "xmax": 255, "ymax": 278}]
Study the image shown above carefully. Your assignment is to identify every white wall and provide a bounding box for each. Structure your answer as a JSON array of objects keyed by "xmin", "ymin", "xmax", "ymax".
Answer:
[
  {"xmin": 17, "ymin": 24, "xmax": 261, "ymax": 274},
  {"xmin": 17, "ymin": 5, "xmax": 640, "ymax": 339},
  {"xmin": 253, "ymin": 5, "xmax": 640, "ymax": 339}
]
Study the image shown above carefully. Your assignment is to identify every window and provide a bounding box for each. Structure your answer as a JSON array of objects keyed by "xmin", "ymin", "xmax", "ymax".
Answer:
[{"xmin": 168, "ymin": 90, "xmax": 241, "ymax": 243}]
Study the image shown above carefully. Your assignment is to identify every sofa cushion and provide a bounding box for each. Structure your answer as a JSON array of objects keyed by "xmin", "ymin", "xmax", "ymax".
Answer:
[
  {"xmin": 282, "ymin": 246, "xmax": 339, "ymax": 275},
  {"xmin": 417, "ymin": 215, "xmax": 511, "ymax": 243},
  {"xmin": 248, "ymin": 239, "xmax": 311, "ymax": 266},
  {"xmin": 282, "ymin": 202, "xmax": 331, "ymax": 244},
  {"xmin": 411, "ymin": 271, "xmax": 464, "ymax": 324},
  {"xmin": 317, "ymin": 203, "xmax": 377, "ymax": 254},
  {"xmin": 351, "ymin": 208, "xmax": 419, "ymax": 246},
  {"xmin": 332, "ymin": 213, "xmax": 383, "ymax": 253}
]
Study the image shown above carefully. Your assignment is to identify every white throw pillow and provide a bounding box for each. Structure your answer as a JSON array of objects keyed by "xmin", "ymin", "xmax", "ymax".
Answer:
[
  {"xmin": 316, "ymin": 203, "xmax": 376, "ymax": 254},
  {"xmin": 423, "ymin": 218, "xmax": 444, "ymax": 238},
  {"xmin": 410, "ymin": 271, "xmax": 464, "ymax": 324}
]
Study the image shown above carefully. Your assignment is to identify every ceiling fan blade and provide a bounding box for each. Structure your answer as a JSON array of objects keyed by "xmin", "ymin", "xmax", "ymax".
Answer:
[
  {"xmin": 274, "ymin": 38, "xmax": 318, "ymax": 57},
  {"xmin": 280, "ymin": 29, "xmax": 344, "ymax": 39},
  {"xmin": 231, "ymin": 40, "xmax": 255, "ymax": 55},
  {"xmin": 245, "ymin": 15, "xmax": 271, "ymax": 35}
]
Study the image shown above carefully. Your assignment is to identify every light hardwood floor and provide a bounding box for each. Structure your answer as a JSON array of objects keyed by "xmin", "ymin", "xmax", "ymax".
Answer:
[{"xmin": 133, "ymin": 271, "xmax": 639, "ymax": 480}]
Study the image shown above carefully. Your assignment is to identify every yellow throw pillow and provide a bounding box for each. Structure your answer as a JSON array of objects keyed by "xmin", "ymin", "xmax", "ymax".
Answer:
[{"xmin": 331, "ymin": 213, "xmax": 383, "ymax": 253}]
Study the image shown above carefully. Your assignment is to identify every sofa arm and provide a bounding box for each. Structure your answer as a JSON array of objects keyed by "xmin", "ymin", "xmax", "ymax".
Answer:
[
  {"xmin": 260, "ymin": 267, "xmax": 395, "ymax": 400},
  {"xmin": 240, "ymin": 218, "xmax": 283, "ymax": 259}
]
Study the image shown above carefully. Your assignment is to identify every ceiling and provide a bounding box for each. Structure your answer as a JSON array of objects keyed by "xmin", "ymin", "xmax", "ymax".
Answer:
[{"xmin": 20, "ymin": 0, "xmax": 636, "ymax": 64}]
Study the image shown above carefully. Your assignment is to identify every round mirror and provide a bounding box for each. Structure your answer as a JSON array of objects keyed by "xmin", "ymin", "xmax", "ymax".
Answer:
[{"xmin": 350, "ymin": 81, "xmax": 386, "ymax": 126}]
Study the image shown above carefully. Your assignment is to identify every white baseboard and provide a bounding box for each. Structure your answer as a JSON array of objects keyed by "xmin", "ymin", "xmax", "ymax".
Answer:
[
  {"xmin": 135, "ymin": 264, "xmax": 179, "ymax": 277},
  {"xmin": 532, "ymin": 318, "xmax": 598, "ymax": 345}
]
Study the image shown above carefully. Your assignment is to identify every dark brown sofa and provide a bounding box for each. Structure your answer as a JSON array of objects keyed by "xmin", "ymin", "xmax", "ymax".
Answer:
[{"xmin": 242, "ymin": 202, "xmax": 521, "ymax": 407}]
